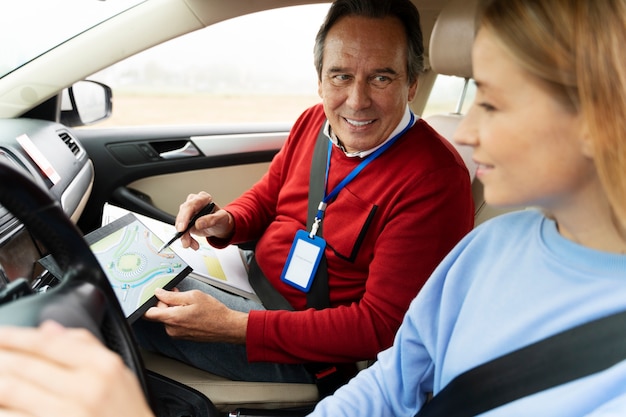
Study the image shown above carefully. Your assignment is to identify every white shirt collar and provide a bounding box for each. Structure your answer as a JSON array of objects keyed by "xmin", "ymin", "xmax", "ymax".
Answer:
[{"xmin": 323, "ymin": 105, "xmax": 417, "ymax": 158}]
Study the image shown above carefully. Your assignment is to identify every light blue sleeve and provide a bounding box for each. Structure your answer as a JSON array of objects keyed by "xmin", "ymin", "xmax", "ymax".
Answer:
[
  {"xmin": 587, "ymin": 394, "xmax": 626, "ymax": 416},
  {"xmin": 307, "ymin": 295, "xmax": 436, "ymax": 416},
  {"xmin": 306, "ymin": 241, "xmax": 468, "ymax": 417},
  {"xmin": 306, "ymin": 218, "xmax": 497, "ymax": 416}
]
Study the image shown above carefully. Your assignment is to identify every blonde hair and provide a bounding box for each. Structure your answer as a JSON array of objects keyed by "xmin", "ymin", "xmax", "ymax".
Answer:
[{"xmin": 479, "ymin": 0, "xmax": 626, "ymax": 232}]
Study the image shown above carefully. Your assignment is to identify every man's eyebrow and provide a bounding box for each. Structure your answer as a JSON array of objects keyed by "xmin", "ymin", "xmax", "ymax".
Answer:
[
  {"xmin": 373, "ymin": 67, "xmax": 399, "ymax": 75},
  {"xmin": 325, "ymin": 66, "xmax": 400, "ymax": 75},
  {"xmin": 326, "ymin": 66, "xmax": 348, "ymax": 74}
]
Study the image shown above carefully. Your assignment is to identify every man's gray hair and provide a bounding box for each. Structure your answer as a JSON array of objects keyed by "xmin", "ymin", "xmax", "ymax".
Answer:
[{"xmin": 313, "ymin": 0, "xmax": 425, "ymax": 84}]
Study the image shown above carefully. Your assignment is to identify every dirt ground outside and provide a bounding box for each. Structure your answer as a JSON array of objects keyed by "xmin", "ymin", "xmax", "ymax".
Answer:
[
  {"xmin": 89, "ymin": 93, "xmax": 323, "ymax": 128},
  {"xmin": 85, "ymin": 92, "xmax": 456, "ymax": 129}
]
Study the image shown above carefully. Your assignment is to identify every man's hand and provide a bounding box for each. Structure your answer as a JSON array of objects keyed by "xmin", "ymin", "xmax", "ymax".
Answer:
[
  {"xmin": 0, "ymin": 321, "xmax": 154, "ymax": 417},
  {"xmin": 176, "ymin": 191, "xmax": 235, "ymax": 250},
  {"xmin": 144, "ymin": 288, "xmax": 248, "ymax": 344}
]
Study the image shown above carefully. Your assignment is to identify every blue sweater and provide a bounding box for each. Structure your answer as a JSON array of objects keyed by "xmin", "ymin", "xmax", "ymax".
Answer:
[{"xmin": 309, "ymin": 209, "xmax": 626, "ymax": 416}]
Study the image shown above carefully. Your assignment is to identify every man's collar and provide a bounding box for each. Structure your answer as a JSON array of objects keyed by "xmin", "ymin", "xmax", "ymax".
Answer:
[{"xmin": 323, "ymin": 105, "xmax": 416, "ymax": 158}]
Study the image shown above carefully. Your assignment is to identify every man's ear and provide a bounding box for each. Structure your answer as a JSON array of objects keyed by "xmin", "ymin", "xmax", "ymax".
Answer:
[
  {"xmin": 408, "ymin": 79, "xmax": 418, "ymax": 102},
  {"xmin": 318, "ymin": 80, "xmax": 323, "ymax": 99}
]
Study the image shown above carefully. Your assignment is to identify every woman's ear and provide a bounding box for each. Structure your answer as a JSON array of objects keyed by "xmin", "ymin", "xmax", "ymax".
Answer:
[{"xmin": 579, "ymin": 122, "xmax": 595, "ymax": 159}]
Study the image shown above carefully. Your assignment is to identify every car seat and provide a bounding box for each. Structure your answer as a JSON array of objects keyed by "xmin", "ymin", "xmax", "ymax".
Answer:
[
  {"xmin": 424, "ymin": 0, "xmax": 513, "ymax": 226},
  {"xmin": 424, "ymin": 0, "xmax": 483, "ymax": 221}
]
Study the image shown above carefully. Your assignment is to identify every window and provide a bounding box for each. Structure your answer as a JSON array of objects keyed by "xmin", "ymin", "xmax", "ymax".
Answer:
[
  {"xmin": 1, "ymin": 0, "xmax": 145, "ymax": 79},
  {"xmin": 422, "ymin": 74, "xmax": 476, "ymax": 117},
  {"xmin": 87, "ymin": 4, "xmax": 331, "ymax": 127}
]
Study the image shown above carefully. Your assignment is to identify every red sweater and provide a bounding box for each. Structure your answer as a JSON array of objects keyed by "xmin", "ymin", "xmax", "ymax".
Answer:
[{"xmin": 216, "ymin": 104, "xmax": 473, "ymax": 364}]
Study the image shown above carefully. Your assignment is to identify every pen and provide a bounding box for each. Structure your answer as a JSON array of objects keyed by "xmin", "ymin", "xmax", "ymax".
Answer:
[{"xmin": 157, "ymin": 202, "xmax": 216, "ymax": 253}]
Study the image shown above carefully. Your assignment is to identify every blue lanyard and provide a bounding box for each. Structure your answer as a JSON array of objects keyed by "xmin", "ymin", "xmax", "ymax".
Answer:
[{"xmin": 309, "ymin": 111, "xmax": 416, "ymax": 237}]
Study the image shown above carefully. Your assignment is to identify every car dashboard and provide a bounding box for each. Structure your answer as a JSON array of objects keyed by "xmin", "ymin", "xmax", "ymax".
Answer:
[{"xmin": 0, "ymin": 118, "xmax": 93, "ymax": 283}]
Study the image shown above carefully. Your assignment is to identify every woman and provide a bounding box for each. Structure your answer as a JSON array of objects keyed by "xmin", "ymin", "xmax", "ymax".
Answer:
[
  {"xmin": 0, "ymin": 321, "xmax": 154, "ymax": 417},
  {"xmin": 308, "ymin": 0, "xmax": 626, "ymax": 415}
]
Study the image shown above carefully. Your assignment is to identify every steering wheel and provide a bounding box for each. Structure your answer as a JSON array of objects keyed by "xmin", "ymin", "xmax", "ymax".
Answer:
[{"xmin": 0, "ymin": 161, "xmax": 149, "ymax": 395}]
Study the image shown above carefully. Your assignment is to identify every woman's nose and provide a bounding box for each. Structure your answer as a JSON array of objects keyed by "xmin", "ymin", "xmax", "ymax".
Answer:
[{"xmin": 453, "ymin": 104, "xmax": 479, "ymax": 147}]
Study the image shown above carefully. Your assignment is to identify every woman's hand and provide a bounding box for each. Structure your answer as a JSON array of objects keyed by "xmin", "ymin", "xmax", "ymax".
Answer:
[{"xmin": 0, "ymin": 321, "xmax": 154, "ymax": 417}]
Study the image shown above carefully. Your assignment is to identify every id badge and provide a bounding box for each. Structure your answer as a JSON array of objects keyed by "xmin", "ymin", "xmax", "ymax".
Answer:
[{"xmin": 281, "ymin": 230, "xmax": 326, "ymax": 292}]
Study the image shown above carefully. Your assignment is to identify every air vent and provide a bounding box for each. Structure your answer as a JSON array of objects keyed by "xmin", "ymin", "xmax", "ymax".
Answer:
[
  {"xmin": 0, "ymin": 150, "xmax": 27, "ymax": 240},
  {"xmin": 58, "ymin": 130, "xmax": 82, "ymax": 157}
]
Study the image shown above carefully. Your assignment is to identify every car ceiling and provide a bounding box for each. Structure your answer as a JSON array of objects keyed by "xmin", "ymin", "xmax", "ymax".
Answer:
[{"xmin": 0, "ymin": 0, "xmax": 452, "ymax": 119}]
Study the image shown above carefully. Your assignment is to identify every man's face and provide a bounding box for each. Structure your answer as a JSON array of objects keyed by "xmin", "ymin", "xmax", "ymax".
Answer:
[{"xmin": 318, "ymin": 15, "xmax": 417, "ymax": 153}]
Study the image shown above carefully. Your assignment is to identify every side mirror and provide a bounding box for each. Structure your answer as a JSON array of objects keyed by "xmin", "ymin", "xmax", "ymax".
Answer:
[{"xmin": 60, "ymin": 80, "xmax": 112, "ymax": 127}]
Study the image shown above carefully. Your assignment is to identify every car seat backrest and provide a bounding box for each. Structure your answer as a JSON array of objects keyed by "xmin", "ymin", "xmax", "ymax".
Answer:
[
  {"xmin": 425, "ymin": 113, "xmax": 477, "ymax": 182},
  {"xmin": 424, "ymin": 0, "xmax": 501, "ymax": 224},
  {"xmin": 428, "ymin": 0, "xmax": 476, "ymax": 80}
]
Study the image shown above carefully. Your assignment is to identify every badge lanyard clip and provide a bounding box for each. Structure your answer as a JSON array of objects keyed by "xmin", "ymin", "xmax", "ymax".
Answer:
[{"xmin": 309, "ymin": 202, "xmax": 327, "ymax": 238}]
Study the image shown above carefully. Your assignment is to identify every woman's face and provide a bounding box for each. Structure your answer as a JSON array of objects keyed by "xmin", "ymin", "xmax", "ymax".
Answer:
[{"xmin": 454, "ymin": 29, "xmax": 597, "ymax": 212}]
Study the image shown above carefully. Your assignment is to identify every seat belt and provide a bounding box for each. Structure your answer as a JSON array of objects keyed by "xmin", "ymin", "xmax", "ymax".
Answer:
[
  {"xmin": 247, "ymin": 123, "xmax": 345, "ymax": 397},
  {"xmin": 416, "ymin": 308, "xmax": 626, "ymax": 417},
  {"xmin": 247, "ymin": 123, "xmax": 330, "ymax": 309},
  {"xmin": 303, "ymin": 123, "xmax": 330, "ymax": 310}
]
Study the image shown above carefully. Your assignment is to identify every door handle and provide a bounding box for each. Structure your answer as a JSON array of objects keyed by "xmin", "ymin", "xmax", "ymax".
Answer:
[{"xmin": 158, "ymin": 141, "xmax": 200, "ymax": 160}]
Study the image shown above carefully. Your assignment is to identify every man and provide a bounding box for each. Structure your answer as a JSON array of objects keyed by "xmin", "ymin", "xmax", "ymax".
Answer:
[{"xmin": 135, "ymin": 0, "xmax": 473, "ymax": 391}]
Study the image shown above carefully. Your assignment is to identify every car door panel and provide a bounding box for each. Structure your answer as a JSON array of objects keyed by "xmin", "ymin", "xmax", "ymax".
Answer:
[
  {"xmin": 126, "ymin": 162, "xmax": 271, "ymax": 216},
  {"xmin": 74, "ymin": 124, "xmax": 289, "ymax": 234}
]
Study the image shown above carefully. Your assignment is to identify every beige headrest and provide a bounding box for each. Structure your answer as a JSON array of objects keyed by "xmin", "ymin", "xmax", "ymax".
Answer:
[{"xmin": 428, "ymin": 0, "xmax": 480, "ymax": 79}]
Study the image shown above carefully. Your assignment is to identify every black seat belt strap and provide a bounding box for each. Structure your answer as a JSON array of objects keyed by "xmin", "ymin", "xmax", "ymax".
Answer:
[
  {"xmin": 416, "ymin": 308, "xmax": 626, "ymax": 417},
  {"xmin": 247, "ymin": 256, "xmax": 293, "ymax": 311},
  {"xmin": 305, "ymin": 123, "xmax": 330, "ymax": 309},
  {"xmin": 247, "ymin": 123, "xmax": 329, "ymax": 310},
  {"xmin": 302, "ymin": 123, "xmax": 340, "ymax": 398},
  {"xmin": 246, "ymin": 123, "xmax": 343, "ymax": 397}
]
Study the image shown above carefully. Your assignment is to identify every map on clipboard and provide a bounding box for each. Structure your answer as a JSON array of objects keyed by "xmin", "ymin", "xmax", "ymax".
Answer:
[
  {"xmin": 40, "ymin": 213, "xmax": 192, "ymax": 322},
  {"xmin": 101, "ymin": 204, "xmax": 259, "ymax": 303}
]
